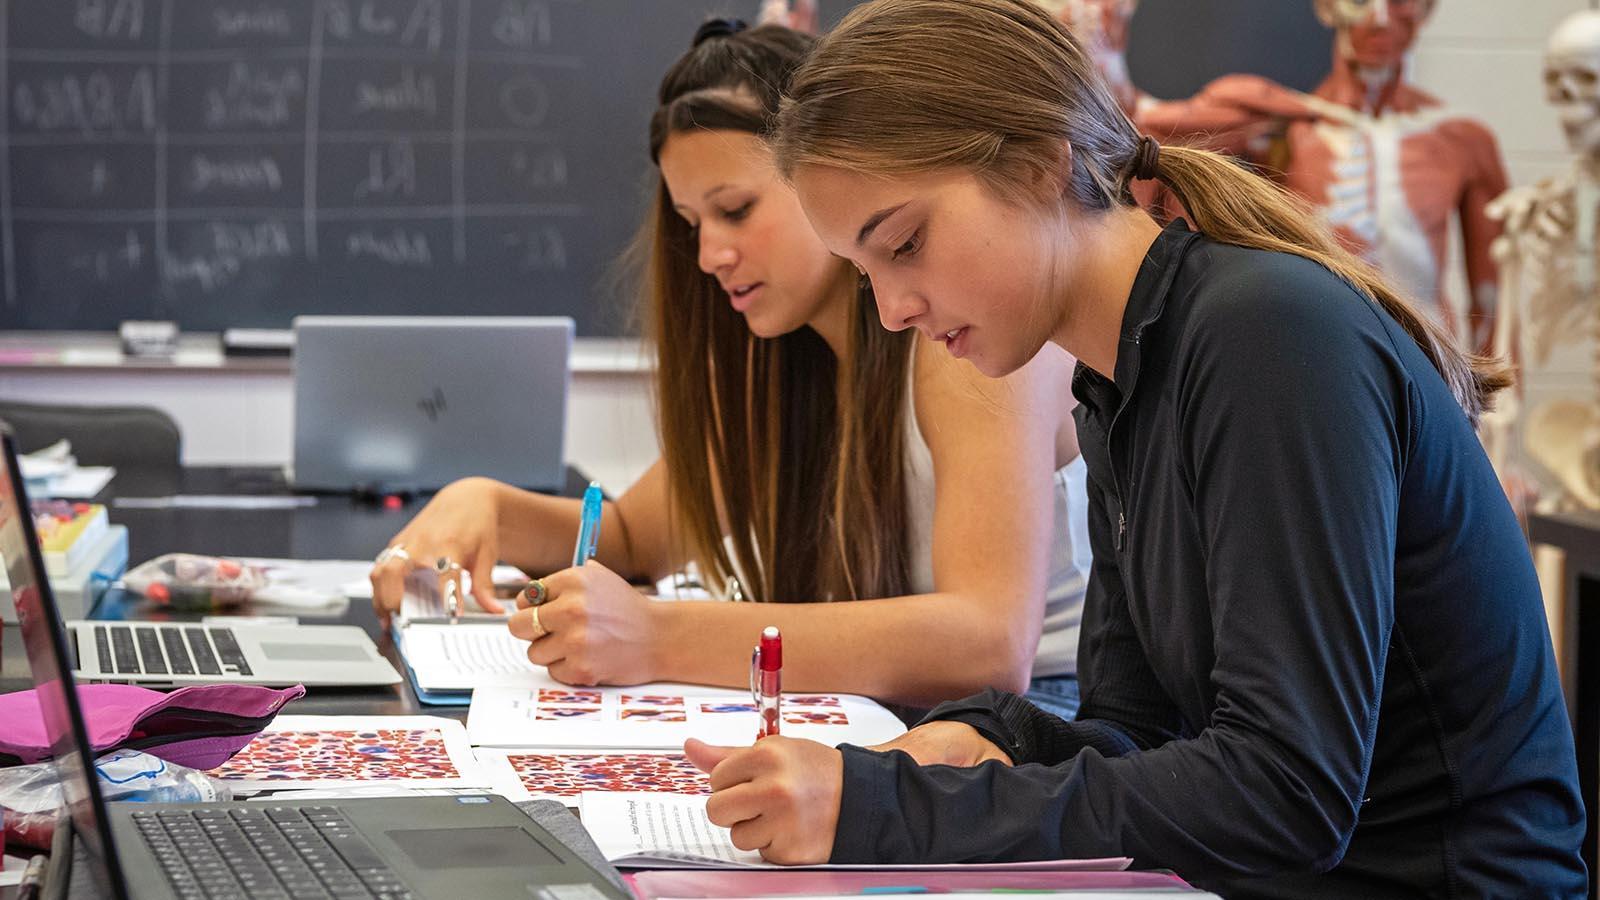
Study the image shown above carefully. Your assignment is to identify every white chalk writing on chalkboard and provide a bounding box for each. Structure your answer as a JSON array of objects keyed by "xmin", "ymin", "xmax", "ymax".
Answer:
[
  {"xmin": 188, "ymin": 156, "xmax": 285, "ymax": 194},
  {"xmin": 12, "ymin": 69, "xmax": 157, "ymax": 135},
  {"xmin": 75, "ymin": 0, "xmax": 146, "ymax": 41},
  {"xmin": 502, "ymin": 226, "xmax": 566, "ymax": 272},
  {"xmin": 354, "ymin": 66, "xmax": 439, "ymax": 117},
  {"xmin": 347, "ymin": 227, "xmax": 432, "ymax": 266},
  {"xmin": 493, "ymin": 1, "xmax": 552, "ymax": 49},
  {"xmin": 3, "ymin": 0, "xmax": 777, "ymax": 335},
  {"xmin": 511, "ymin": 148, "xmax": 566, "ymax": 190},
  {"xmin": 71, "ymin": 229, "xmax": 145, "ymax": 283},
  {"xmin": 164, "ymin": 221, "xmax": 293, "ymax": 292},
  {"xmin": 204, "ymin": 63, "xmax": 304, "ymax": 129},
  {"xmin": 213, "ymin": 7, "xmax": 292, "ymax": 39},
  {"xmin": 354, "ymin": 140, "xmax": 417, "ymax": 200},
  {"xmin": 325, "ymin": 0, "xmax": 446, "ymax": 53}
]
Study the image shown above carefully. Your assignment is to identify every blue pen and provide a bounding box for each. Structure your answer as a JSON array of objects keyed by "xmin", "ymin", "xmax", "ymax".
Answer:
[{"xmin": 572, "ymin": 481, "xmax": 603, "ymax": 567}]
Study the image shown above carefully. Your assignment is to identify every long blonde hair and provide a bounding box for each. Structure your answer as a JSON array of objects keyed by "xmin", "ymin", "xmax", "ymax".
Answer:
[
  {"xmin": 773, "ymin": 0, "xmax": 1509, "ymax": 423},
  {"xmin": 638, "ymin": 22, "xmax": 913, "ymax": 604}
]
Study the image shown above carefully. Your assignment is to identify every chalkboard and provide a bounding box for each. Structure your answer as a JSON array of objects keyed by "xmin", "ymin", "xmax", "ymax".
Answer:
[{"xmin": 0, "ymin": 0, "xmax": 1329, "ymax": 335}]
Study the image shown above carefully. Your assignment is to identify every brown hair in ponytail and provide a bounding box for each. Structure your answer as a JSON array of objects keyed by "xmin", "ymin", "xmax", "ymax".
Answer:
[{"xmin": 772, "ymin": 0, "xmax": 1510, "ymax": 423}]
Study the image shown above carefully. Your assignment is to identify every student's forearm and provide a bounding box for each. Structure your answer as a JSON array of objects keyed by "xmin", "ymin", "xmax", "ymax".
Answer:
[
  {"xmin": 650, "ymin": 595, "xmax": 1036, "ymax": 707},
  {"xmin": 487, "ymin": 481, "xmax": 650, "ymax": 581}
]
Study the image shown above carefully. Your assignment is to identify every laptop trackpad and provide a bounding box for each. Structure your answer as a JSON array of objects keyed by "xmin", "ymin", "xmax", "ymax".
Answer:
[
  {"xmin": 387, "ymin": 827, "xmax": 560, "ymax": 869},
  {"xmin": 258, "ymin": 642, "xmax": 371, "ymax": 662}
]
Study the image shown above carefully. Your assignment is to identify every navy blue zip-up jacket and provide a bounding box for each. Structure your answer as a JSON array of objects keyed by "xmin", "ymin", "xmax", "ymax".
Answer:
[{"xmin": 828, "ymin": 224, "xmax": 1586, "ymax": 898}]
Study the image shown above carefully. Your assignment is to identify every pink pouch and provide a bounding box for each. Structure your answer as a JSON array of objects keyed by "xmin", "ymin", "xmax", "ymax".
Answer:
[{"xmin": 0, "ymin": 682, "xmax": 305, "ymax": 771}]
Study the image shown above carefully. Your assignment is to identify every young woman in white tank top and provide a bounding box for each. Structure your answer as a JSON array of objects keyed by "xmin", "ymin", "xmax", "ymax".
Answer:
[
  {"xmin": 370, "ymin": 21, "xmax": 1089, "ymax": 714},
  {"xmin": 902, "ymin": 340, "xmax": 1090, "ymax": 717}
]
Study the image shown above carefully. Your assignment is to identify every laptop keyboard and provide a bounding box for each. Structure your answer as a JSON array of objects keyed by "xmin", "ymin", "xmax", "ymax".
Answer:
[
  {"xmin": 133, "ymin": 806, "xmax": 415, "ymax": 900},
  {"xmin": 92, "ymin": 625, "xmax": 252, "ymax": 677}
]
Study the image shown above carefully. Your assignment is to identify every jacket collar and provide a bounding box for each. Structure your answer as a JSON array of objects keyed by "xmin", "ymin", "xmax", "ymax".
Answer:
[{"xmin": 1072, "ymin": 220, "xmax": 1201, "ymax": 421}]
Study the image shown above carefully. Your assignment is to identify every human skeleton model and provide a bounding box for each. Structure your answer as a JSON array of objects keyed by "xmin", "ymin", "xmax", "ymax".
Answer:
[
  {"xmin": 1484, "ymin": 10, "xmax": 1600, "ymax": 510},
  {"xmin": 1055, "ymin": 0, "xmax": 1509, "ymax": 354}
]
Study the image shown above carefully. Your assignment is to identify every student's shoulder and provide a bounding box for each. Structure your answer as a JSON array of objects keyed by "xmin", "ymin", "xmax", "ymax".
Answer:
[
  {"xmin": 1182, "ymin": 239, "xmax": 1378, "ymax": 329},
  {"xmin": 1174, "ymin": 239, "xmax": 1394, "ymax": 366}
]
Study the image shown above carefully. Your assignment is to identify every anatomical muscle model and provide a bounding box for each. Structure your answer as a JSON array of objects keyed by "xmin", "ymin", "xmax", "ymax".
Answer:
[{"xmin": 1055, "ymin": 0, "xmax": 1509, "ymax": 353}]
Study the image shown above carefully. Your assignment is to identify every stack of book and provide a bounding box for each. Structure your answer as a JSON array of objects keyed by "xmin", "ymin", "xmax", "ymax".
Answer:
[
  {"xmin": 0, "ymin": 500, "xmax": 127, "ymax": 621},
  {"xmin": 34, "ymin": 501, "xmax": 109, "ymax": 577}
]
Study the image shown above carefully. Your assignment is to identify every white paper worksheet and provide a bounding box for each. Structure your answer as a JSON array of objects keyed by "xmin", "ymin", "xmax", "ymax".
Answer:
[
  {"xmin": 466, "ymin": 684, "xmax": 907, "ymax": 749},
  {"xmin": 395, "ymin": 622, "xmax": 544, "ymax": 692},
  {"xmin": 581, "ymin": 793, "xmax": 1134, "ymax": 872}
]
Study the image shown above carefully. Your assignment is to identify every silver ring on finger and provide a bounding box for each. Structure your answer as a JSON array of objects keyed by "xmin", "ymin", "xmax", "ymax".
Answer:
[
  {"xmin": 375, "ymin": 544, "xmax": 410, "ymax": 565},
  {"xmin": 523, "ymin": 579, "xmax": 548, "ymax": 607}
]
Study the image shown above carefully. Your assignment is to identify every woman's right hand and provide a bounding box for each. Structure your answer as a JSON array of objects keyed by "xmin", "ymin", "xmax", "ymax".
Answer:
[
  {"xmin": 866, "ymin": 720, "xmax": 1013, "ymax": 768},
  {"xmin": 369, "ymin": 477, "xmax": 507, "ymax": 622}
]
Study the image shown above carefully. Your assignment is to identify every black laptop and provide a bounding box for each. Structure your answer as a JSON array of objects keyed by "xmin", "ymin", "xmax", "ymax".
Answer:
[{"xmin": 0, "ymin": 427, "xmax": 629, "ymax": 900}]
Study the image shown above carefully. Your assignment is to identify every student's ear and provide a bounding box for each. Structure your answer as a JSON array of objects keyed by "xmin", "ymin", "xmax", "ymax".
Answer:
[{"xmin": 1003, "ymin": 138, "xmax": 1077, "ymax": 210}]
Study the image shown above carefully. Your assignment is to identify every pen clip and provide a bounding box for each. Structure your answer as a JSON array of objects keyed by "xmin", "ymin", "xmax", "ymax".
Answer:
[{"xmin": 749, "ymin": 645, "xmax": 762, "ymax": 706}]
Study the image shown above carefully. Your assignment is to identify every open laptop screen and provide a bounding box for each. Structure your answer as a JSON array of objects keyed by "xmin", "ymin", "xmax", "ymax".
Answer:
[{"xmin": 0, "ymin": 428, "xmax": 128, "ymax": 898}]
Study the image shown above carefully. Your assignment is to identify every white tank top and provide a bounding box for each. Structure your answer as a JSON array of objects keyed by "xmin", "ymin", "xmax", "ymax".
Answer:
[{"xmin": 902, "ymin": 351, "xmax": 1090, "ymax": 678}]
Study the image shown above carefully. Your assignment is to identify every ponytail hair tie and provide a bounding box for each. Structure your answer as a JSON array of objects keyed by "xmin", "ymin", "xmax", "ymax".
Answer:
[
  {"xmin": 694, "ymin": 17, "xmax": 748, "ymax": 46},
  {"xmin": 1129, "ymin": 135, "xmax": 1162, "ymax": 181}
]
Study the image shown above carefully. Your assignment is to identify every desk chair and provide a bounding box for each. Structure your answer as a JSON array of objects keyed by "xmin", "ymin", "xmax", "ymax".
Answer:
[{"xmin": 0, "ymin": 400, "xmax": 181, "ymax": 472}]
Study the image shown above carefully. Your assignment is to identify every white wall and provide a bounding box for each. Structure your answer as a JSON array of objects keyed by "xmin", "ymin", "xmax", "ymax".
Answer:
[{"xmin": 1413, "ymin": 0, "xmax": 1582, "ymax": 188}]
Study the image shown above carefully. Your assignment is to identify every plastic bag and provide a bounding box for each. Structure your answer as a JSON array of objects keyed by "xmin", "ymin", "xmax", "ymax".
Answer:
[
  {"xmin": 0, "ymin": 749, "xmax": 231, "ymax": 850},
  {"xmin": 122, "ymin": 553, "xmax": 271, "ymax": 610},
  {"xmin": 122, "ymin": 553, "xmax": 353, "ymax": 609}
]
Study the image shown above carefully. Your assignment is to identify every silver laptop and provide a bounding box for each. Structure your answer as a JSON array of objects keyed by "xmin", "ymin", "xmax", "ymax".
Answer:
[
  {"xmin": 1, "ymin": 427, "xmax": 631, "ymax": 900},
  {"xmin": 65, "ymin": 615, "xmax": 401, "ymax": 687},
  {"xmin": 292, "ymin": 316, "xmax": 572, "ymax": 492}
]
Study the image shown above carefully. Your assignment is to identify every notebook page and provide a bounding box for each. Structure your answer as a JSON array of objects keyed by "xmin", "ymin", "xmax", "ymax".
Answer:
[
  {"xmin": 581, "ymin": 793, "xmax": 1134, "ymax": 872},
  {"xmin": 398, "ymin": 623, "xmax": 550, "ymax": 692}
]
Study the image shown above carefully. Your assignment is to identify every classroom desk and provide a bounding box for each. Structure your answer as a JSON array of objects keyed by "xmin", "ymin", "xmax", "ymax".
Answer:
[
  {"xmin": 0, "ymin": 464, "xmax": 595, "ymax": 719},
  {"xmin": 1530, "ymin": 509, "xmax": 1600, "ymax": 900},
  {"xmin": 0, "ymin": 464, "xmax": 604, "ymax": 897}
]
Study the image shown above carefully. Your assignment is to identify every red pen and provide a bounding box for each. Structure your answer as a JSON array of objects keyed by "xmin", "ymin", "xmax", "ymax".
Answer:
[{"xmin": 750, "ymin": 626, "xmax": 782, "ymax": 740}]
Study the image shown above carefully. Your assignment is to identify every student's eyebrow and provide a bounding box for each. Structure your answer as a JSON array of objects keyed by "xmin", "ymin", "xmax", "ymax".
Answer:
[
  {"xmin": 703, "ymin": 184, "xmax": 733, "ymax": 200},
  {"xmin": 856, "ymin": 203, "xmax": 908, "ymax": 248}
]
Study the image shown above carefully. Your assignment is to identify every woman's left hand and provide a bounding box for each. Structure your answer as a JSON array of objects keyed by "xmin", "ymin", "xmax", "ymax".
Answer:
[
  {"xmin": 511, "ymin": 561, "xmax": 662, "ymax": 685},
  {"xmin": 684, "ymin": 737, "xmax": 843, "ymax": 866}
]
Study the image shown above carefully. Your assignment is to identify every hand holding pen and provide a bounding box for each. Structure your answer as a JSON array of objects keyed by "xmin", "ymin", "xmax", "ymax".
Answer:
[
  {"xmin": 519, "ymin": 480, "xmax": 604, "ymax": 617},
  {"xmin": 509, "ymin": 481, "xmax": 663, "ymax": 684}
]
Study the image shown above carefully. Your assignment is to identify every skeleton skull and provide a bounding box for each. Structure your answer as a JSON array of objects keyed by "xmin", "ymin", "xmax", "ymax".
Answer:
[
  {"xmin": 1546, "ymin": 11, "xmax": 1600, "ymax": 159},
  {"xmin": 1314, "ymin": 0, "xmax": 1436, "ymax": 30}
]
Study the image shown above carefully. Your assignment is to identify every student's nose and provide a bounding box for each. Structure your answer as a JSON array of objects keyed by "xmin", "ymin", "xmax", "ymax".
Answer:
[
  {"xmin": 1368, "ymin": 0, "xmax": 1390, "ymax": 25},
  {"xmin": 873, "ymin": 281, "xmax": 925, "ymax": 333},
  {"xmin": 697, "ymin": 226, "xmax": 738, "ymax": 276}
]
